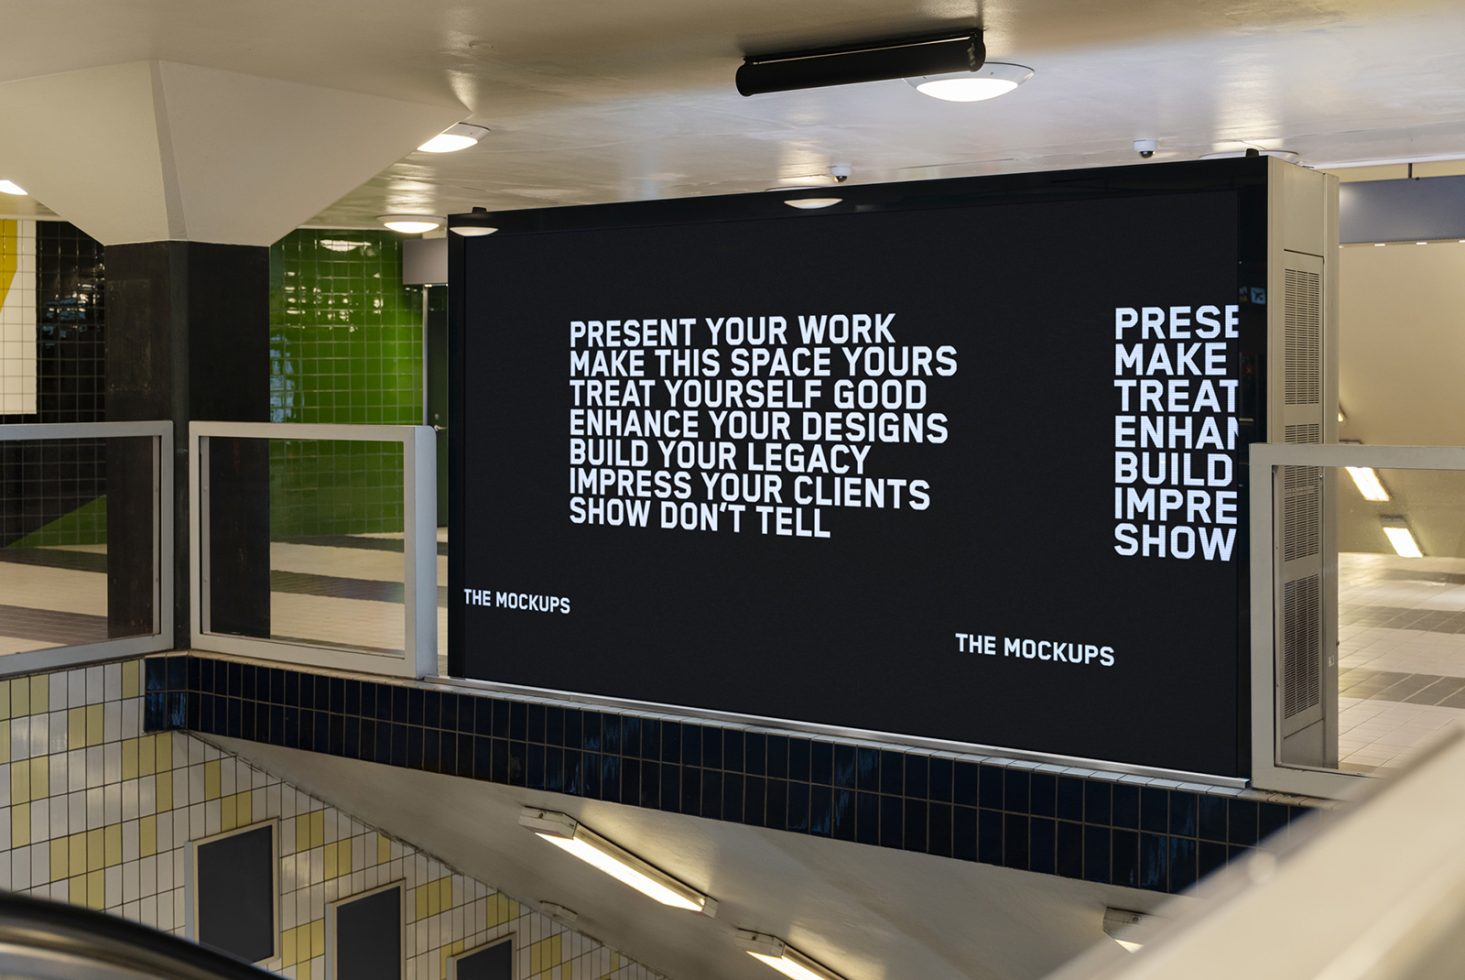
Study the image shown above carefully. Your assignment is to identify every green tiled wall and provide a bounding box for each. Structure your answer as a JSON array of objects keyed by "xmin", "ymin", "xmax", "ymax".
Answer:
[{"xmin": 268, "ymin": 231, "xmax": 422, "ymax": 536}]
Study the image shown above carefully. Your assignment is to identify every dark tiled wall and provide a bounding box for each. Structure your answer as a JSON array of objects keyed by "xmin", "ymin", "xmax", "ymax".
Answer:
[
  {"xmin": 146, "ymin": 655, "xmax": 1316, "ymax": 895},
  {"xmin": 0, "ymin": 222, "xmax": 107, "ymax": 547}
]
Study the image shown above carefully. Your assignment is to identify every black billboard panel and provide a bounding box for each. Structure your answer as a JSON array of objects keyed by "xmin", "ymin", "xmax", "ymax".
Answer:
[{"xmin": 450, "ymin": 161, "xmax": 1270, "ymax": 778}]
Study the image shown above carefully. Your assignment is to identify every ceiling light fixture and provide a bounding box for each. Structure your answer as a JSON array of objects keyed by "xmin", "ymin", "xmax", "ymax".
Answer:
[
  {"xmin": 737, "ymin": 31, "xmax": 985, "ymax": 96},
  {"xmin": 737, "ymin": 931, "xmax": 846, "ymax": 980},
  {"xmin": 906, "ymin": 62, "xmax": 1033, "ymax": 102},
  {"xmin": 378, "ymin": 214, "xmax": 442, "ymax": 234},
  {"xmin": 0, "ymin": 180, "xmax": 26, "ymax": 196},
  {"xmin": 784, "ymin": 197, "xmax": 842, "ymax": 210},
  {"xmin": 450, "ymin": 206, "xmax": 499, "ymax": 237},
  {"xmin": 1199, "ymin": 148, "xmax": 1302, "ymax": 163},
  {"xmin": 1103, "ymin": 908, "xmax": 1160, "ymax": 953},
  {"xmin": 519, "ymin": 809, "xmax": 717, "ymax": 915},
  {"xmin": 417, "ymin": 123, "xmax": 491, "ymax": 154},
  {"xmin": 1346, "ymin": 467, "xmax": 1391, "ymax": 502},
  {"xmin": 1381, "ymin": 518, "xmax": 1423, "ymax": 558}
]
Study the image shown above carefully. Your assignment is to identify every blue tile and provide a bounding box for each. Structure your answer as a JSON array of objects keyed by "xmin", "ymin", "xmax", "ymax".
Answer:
[
  {"xmin": 1169, "ymin": 836, "xmax": 1198, "ymax": 892},
  {"xmin": 856, "ymin": 748, "xmax": 879, "ymax": 791},
  {"xmin": 702, "ymin": 770, "xmax": 722, "ymax": 816},
  {"xmin": 1030, "ymin": 772, "xmax": 1056, "ymax": 817},
  {"xmin": 1112, "ymin": 829, "xmax": 1139, "ymax": 887},
  {"xmin": 978, "ymin": 810, "xmax": 1003, "ymax": 865},
  {"xmin": 1004, "ymin": 814, "xmax": 1029, "ymax": 870},
  {"xmin": 856, "ymin": 792, "xmax": 879, "ymax": 846},
  {"xmin": 928, "ymin": 802, "xmax": 952, "ymax": 857},
  {"xmin": 1170, "ymin": 792, "xmax": 1198, "ymax": 837},
  {"xmin": 765, "ymin": 778, "xmax": 788, "ymax": 831},
  {"xmin": 1112, "ymin": 783, "xmax": 1139, "ymax": 829},
  {"xmin": 1057, "ymin": 821, "xmax": 1083, "ymax": 878},
  {"xmin": 954, "ymin": 806, "xmax": 977, "ymax": 861},
  {"xmin": 788, "ymin": 781, "xmax": 810, "ymax": 833},
  {"xmin": 1083, "ymin": 826, "xmax": 1111, "ymax": 884},
  {"xmin": 1228, "ymin": 799, "xmax": 1259, "ymax": 846},
  {"xmin": 680, "ymin": 724, "xmax": 702, "ymax": 766},
  {"xmin": 1030, "ymin": 817, "xmax": 1056, "ymax": 875},
  {"xmin": 880, "ymin": 751, "xmax": 904, "ymax": 795},
  {"xmin": 680, "ymin": 767, "xmax": 701, "ymax": 815},
  {"xmin": 1139, "ymin": 833, "xmax": 1168, "ymax": 891},
  {"xmin": 661, "ymin": 722, "xmax": 681, "ymax": 763},
  {"xmin": 1198, "ymin": 840, "xmax": 1228, "ymax": 880},
  {"xmin": 1057, "ymin": 777, "xmax": 1084, "ymax": 822},
  {"xmin": 881, "ymin": 796, "xmax": 904, "ymax": 850},
  {"xmin": 789, "ymin": 738, "xmax": 810, "ymax": 782},
  {"xmin": 1085, "ymin": 781, "xmax": 1112, "ymax": 826},
  {"xmin": 766, "ymin": 735, "xmax": 788, "ymax": 778},
  {"xmin": 979, "ymin": 765, "xmax": 1004, "ymax": 809},
  {"xmin": 1140, "ymin": 787, "xmax": 1168, "ymax": 834},
  {"xmin": 739, "ymin": 774, "xmax": 760, "ymax": 825},
  {"xmin": 832, "ymin": 789, "xmax": 855, "ymax": 841},
  {"xmin": 929, "ymin": 757, "xmax": 953, "ymax": 803},
  {"xmin": 810, "ymin": 784, "xmax": 832, "ymax": 836},
  {"xmin": 810, "ymin": 741, "xmax": 832, "ymax": 785},
  {"xmin": 905, "ymin": 755, "xmax": 929, "ymax": 799},
  {"xmin": 954, "ymin": 762, "xmax": 978, "ymax": 807},
  {"xmin": 745, "ymin": 733, "xmax": 766, "ymax": 775},
  {"xmin": 1198, "ymin": 794, "xmax": 1227, "ymax": 841},
  {"xmin": 834, "ymin": 744, "xmax": 857, "ymax": 789},
  {"xmin": 1258, "ymin": 802, "xmax": 1288, "ymax": 844},
  {"xmin": 904, "ymin": 800, "xmax": 927, "ymax": 852}
]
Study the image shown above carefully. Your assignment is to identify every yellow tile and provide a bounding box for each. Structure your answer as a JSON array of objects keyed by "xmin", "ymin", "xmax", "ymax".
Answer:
[
  {"xmin": 427, "ymin": 879, "xmax": 442, "ymax": 916},
  {"xmin": 86, "ymin": 869, "xmax": 104, "ymax": 910},
  {"xmin": 531, "ymin": 938, "xmax": 543, "ymax": 974},
  {"xmin": 155, "ymin": 732, "xmax": 172, "ymax": 772},
  {"xmin": 0, "ymin": 680, "xmax": 10, "ymax": 720},
  {"xmin": 552, "ymin": 934, "xmax": 562, "ymax": 964},
  {"xmin": 139, "ymin": 815, "xmax": 157, "ymax": 858},
  {"xmin": 30, "ymin": 676, "xmax": 48, "ymax": 714},
  {"xmin": 310, "ymin": 918, "xmax": 324, "ymax": 958},
  {"xmin": 156, "ymin": 772, "xmax": 173, "ymax": 812},
  {"xmin": 439, "ymin": 877, "xmax": 452, "ymax": 910},
  {"xmin": 415, "ymin": 885, "xmax": 429, "ymax": 920},
  {"xmin": 324, "ymin": 840, "xmax": 338, "ymax": 879},
  {"xmin": 337, "ymin": 839, "xmax": 351, "ymax": 875},
  {"xmin": 104, "ymin": 825, "xmax": 122, "ymax": 867},
  {"xmin": 29, "ymin": 756, "xmax": 49, "ymax": 799},
  {"xmin": 281, "ymin": 926, "xmax": 297, "ymax": 967},
  {"xmin": 508, "ymin": 898, "xmax": 521, "ymax": 918},
  {"xmin": 295, "ymin": 816, "xmax": 310, "ymax": 854},
  {"xmin": 0, "ymin": 719, "xmax": 8, "ymax": 759},
  {"xmin": 69, "ymin": 833, "xmax": 86, "ymax": 875},
  {"xmin": 50, "ymin": 837, "xmax": 68, "ymax": 880},
  {"xmin": 310, "ymin": 811, "xmax": 324, "ymax": 849},
  {"xmin": 85, "ymin": 704, "xmax": 103, "ymax": 746},
  {"xmin": 237, "ymin": 790, "xmax": 253, "ymax": 824},
  {"xmin": 9, "ymin": 678, "xmax": 27, "ymax": 718},
  {"xmin": 123, "ymin": 661, "xmax": 140, "ymax": 699},
  {"xmin": 121, "ymin": 739, "xmax": 139, "ymax": 780},
  {"xmin": 86, "ymin": 828, "xmax": 104, "ymax": 872},
  {"xmin": 68, "ymin": 708, "xmax": 87, "ymax": 750},
  {"xmin": 11, "ymin": 763, "xmax": 29, "ymax": 806},
  {"xmin": 139, "ymin": 735, "xmax": 156, "ymax": 776},
  {"xmin": 204, "ymin": 760, "xmax": 221, "ymax": 800},
  {"xmin": 377, "ymin": 833, "xmax": 390, "ymax": 865},
  {"xmin": 12, "ymin": 805, "xmax": 29, "ymax": 848},
  {"xmin": 69, "ymin": 873, "xmax": 87, "ymax": 906}
]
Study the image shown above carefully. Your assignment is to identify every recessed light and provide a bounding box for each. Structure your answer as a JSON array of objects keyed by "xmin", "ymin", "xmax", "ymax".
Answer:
[
  {"xmin": 1381, "ymin": 518, "xmax": 1423, "ymax": 558},
  {"xmin": 450, "ymin": 206, "xmax": 499, "ymax": 237},
  {"xmin": 906, "ymin": 63, "xmax": 1033, "ymax": 102},
  {"xmin": 519, "ymin": 809, "xmax": 717, "ymax": 915},
  {"xmin": 1346, "ymin": 466, "xmax": 1391, "ymax": 502},
  {"xmin": 1416, "ymin": 241, "xmax": 1429, "ymax": 246},
  {"xmin": 737, "ymin": 931, "xmax": 846, "ymax": 980},
  {"xmin": 784, "ymin": 197, "xmax": 842, "ymax": 210},
  {"xmin": 378, "ymin": 214, "xmax": 442, "ymax": 234},
  {"xmin": 1373, "ymin": 243, "xmax": 1387, "ymax": 247},
  {"xmin": 417, "ymin": 123, "xmax": 491, "ymax": 154},
  {"xmin": 0, "ymin": 179, "xmax": 26, "ymax": 196}
]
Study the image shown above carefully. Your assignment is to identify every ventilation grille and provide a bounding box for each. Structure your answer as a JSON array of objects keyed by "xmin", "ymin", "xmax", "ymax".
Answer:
[
  {"xmin": 1282, "ymin": 424, "xmax": 1322, "ymax": 561},
  {"xmin": 1285, "ymin": 268, "xmax": 1322, "ymax": 406},
  {"xmin": 1283, "ymin": 574, "xmax": 1323, "ymax": 718},
  {"xmin": 1285, "ymin": 423, "xmax": 1320, "ymax": 445}
]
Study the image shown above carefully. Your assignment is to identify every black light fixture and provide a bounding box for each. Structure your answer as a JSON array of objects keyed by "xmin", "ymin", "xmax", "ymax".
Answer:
[
  {"xmin": 736, "ymin": 31, "xmax": 985, "ymax": 96},
  {"xmin": 450, "ymin": 206, "xmax": 499, "ymax": 238}
]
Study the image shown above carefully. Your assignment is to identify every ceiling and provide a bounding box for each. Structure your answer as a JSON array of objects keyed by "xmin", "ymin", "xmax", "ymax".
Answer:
[
  {"xmin": 3, "ymin": 0, "xmax": 1465, "ymax": 229},
  {"xmin": 215, "ymin": 735, "xmax": 1170, "ymax": 980}
]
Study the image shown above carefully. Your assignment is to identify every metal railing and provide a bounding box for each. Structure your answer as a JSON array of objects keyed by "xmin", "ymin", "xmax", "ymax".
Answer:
[
  {"xmin": 189, "ymin": 422, "xmax": 437, "ymax": 678},
  {"xmin": 1251, "ymin": 441, "xmax": 1465, "ymax": 797},
  {"xmin": 0, "ymin": 420, "xmax": 173, "ymax": 675}
]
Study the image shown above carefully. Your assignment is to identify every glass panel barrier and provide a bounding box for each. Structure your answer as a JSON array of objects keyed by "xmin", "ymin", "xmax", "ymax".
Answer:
[
  {"xmin": 0, "ymin": 421, "xmax": 173, "ymax": 672},
  {"xmin": 1251, "ymin": 443, "xmax": 1465, "ymax": 797},
  {"xmin": 190, "ymin": 422, "xmax": 436, "ymax": 678}
]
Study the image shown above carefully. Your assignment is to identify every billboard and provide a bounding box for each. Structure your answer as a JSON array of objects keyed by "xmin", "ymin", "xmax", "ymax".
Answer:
[{"xmin": 450, "ymin": 161, "xmax": 1270, "ymax": 777}]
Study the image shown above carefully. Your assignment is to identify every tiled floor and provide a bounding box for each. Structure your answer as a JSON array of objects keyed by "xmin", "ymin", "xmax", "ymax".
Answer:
[
  {"xmin": 5, "ymin": 542, "xmax": 1461, "ymax": 776},
  {"xmin": 0, "ymin": 529, "xmax": 450, "ymax": 662},
  {"xmin": 1338, "ymin": 552, "xmax": 1465, "ymax": 774}
]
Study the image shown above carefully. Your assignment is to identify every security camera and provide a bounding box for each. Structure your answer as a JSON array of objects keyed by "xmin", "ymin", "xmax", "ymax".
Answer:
[
  {"xmin": 829, "ymin": 164, "xmax": 851, "ymax": 183},
  {"xmin": 1134, "ymin": 139, "xmax": 1158, "ymax": 159}
]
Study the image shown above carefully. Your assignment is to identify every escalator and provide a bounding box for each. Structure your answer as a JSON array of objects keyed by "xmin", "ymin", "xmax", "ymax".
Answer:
[{"xmin": 0, "ymin": 893, "xmax": 274, "ymax": 979}]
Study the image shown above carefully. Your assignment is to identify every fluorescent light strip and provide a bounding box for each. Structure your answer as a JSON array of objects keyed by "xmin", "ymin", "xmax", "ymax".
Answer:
[
  {"xmin": 1383, "ymin": 524, "xmax": 1423, "ymax": 558},
  {"xmin": 739, "ymin": 932, "xmax": 846, "ymax": 980},
  {"xmin": 521, "ymin": 809, "xmax": 714, "ymax": 914},
  {"xmin": 0, "ymin": 179, "xmax": 26, "ymax": 196},
  {"xmin": 1346, "ymin": 466, "xmax": 1390, "ymax": 502}
]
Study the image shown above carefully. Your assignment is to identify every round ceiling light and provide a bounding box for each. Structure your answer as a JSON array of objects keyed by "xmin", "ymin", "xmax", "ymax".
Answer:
[
  {"xmin": 450, "ymin": 206, "xmax": 499, "ymax": 237},
  {"xmin": 783, "ymin": 197, "xmax": 842, "ymax": 210},
  {"xmin": 451, "ymin": 224, "xmax": 498, "ymax": 237},
  {"xmin": 0, "ymin": 179, "xmax": 27, "ymax": 196},
  {"xmin": 906, "ymin": 63, "xmax": 1033, "ymax": 102},
  {"xmin": 417, "ymin": 123, "xmax": 491, "ymax": 154},
  {"xmin": 378, "ymin": 214, "xmax": 442, "ymax": 234}
]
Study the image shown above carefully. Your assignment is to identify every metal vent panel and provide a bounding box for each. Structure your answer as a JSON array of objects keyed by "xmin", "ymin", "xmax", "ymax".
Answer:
[
  {"xmin": 1283, "ymin": 573, "xmax": 1323, "ymax": 719},
  {"xmin": 1285, "ymin": 268, "xmax": 1322, "ymax": 406}
]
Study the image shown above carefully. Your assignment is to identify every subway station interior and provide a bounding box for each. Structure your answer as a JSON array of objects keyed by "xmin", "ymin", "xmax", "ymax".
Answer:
[{"xmin": 4, "ymin": 1, "xmax": 1465, "ymax": 978}]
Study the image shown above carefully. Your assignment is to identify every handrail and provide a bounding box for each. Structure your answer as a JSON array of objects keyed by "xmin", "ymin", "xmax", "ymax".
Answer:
[{"xmin": 0, "ymin": 892, "xmax": 274, "ymax": 979}]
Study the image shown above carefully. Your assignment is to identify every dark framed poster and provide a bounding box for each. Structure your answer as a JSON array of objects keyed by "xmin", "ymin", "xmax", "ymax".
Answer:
[{"xmin": 450, "ymin": 159, "xmax": 1270, "ymax": 778}]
